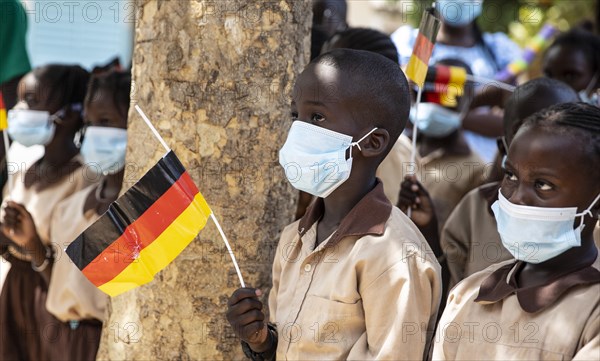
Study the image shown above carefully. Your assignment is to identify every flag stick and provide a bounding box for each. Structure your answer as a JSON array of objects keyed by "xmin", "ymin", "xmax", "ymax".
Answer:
[
  {"xmin": 134, "ymin": 105, "xmax": 171, "ymax": 153},
  {"xmin": 210, "ymin": 213, "xmax": 245, "ymax": 287},
  {"xmin": 3, "ymin": 132, "xmax": 9, "ymax": 166},
  {"xmin": 135, "ymin": 105, "xmax": 246, "ymax": 288},
  {"xmin": 407, "ymin": 86, "xmax": 423, "ymax": 218},
  {"xmin": 465, "ymin": 74, "xmax": 516, "ymax": 92}
]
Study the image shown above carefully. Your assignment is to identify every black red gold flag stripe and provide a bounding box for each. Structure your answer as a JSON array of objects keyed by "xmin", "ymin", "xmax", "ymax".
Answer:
[
  {"xmin": 66, "ymin": 151, "xmax": 212, "ymax": 297},
  {"xmin": 405, "ymin": 8, "xmax": 441, "ymax": 88},
  {"xmin": 423, "ymin": 65, "xmax": 468, "ymax": 107}
]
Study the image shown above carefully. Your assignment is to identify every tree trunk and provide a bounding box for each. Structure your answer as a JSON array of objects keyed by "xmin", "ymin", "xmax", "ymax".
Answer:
[{"xmin": 97, "ymin": 1, "xmax": 310, "ymax": 359}]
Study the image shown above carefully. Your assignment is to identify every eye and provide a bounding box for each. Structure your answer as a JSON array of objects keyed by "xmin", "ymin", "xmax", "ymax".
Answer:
[
  {"xmin": 534, "ymin": 180, "xmax": 554, "ymax": 191},
  {"xmin": 291, "ymin": 111, "xmax": 298, "ymax": 121},
  {"xmin": 504, "ymin": 169, "xmax": 517, "ymax": 182},
  {"xmin": 311, "ymin": 113, "xmax": 326, "ymax": 122}
]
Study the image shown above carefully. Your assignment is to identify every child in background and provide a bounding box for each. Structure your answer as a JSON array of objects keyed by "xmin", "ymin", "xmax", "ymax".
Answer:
[
  {"xmin": 0, "ymin": 64, "xmax": 91, "ymax": 360},
  {"xmin": 4, "ymin": 70, "xmax": 131, "ymax": 360},
  {"xmin": 413, "ymin": 59, "xmax": 485, "ymax": 232},
  {"xmin": 543, "ymin": 29, "xmax": 600, "ymax": 106},
  {"xmin": 227, "ymin": 49, "xmax": 441, "ymax": 360},
  {"xmin": 433, "ymin": 102, "xmax": 600, "ymax": 360}
]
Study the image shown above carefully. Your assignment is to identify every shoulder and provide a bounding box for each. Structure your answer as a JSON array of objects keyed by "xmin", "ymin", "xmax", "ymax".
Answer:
[
  {"xmin": 450, "ymin": 260, "xmax": 513, "ymax": 299},
  {"xmin": 354, "ymin": 207, "xmax": 439, "ymax": 268},
  {"xmin": 482, "ymin": 32, "xmax": 521, "ymax": 63}
]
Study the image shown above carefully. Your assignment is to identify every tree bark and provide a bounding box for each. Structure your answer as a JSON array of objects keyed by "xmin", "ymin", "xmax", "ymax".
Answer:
[{"xmin": 97, "ymin": 1, "xmax": 310, "ymax": 359}]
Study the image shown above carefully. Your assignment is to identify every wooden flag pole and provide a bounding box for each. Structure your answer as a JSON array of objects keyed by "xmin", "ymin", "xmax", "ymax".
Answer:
[
  {"xmin": 407, "ymin": 86, "xmax": 423, "ymax": 218},
  {"xmin": 134, "ymin": 105, "xmax": 246, "ymax": 288}
]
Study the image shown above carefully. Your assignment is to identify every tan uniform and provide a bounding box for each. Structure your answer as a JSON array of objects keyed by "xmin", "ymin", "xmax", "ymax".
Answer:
[
  {"xmin": 46, "ymin": 185, "xmax": 107, "ymax": 322},
  {"xmin": 377, "ymin": 134, "xmax": 420, "ymax": 206},
  {"xmin": 441, "ymin": 182, "xmax": 512, "ymax": 289},
  {"xmin": 433, "ymin": 258, "xmax": 600, "ymax": 360},
  {"xmin": 418, "ymin": 145, "xmax": 486, "ymax": 231},
  {"xmin": 269, "ymin": 181, "xmax": 442, "ymax": 360},
  {"xmin": 1, "ymin": 154, "xmax": 92, "ymax": 255}
]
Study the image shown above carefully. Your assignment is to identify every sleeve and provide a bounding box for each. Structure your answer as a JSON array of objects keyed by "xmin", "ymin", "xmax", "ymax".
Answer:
[
  {"xmin": 347, "ymin": 253, "xmax": 441, "ymax": 360},
  {"xmin": 390, "ymin": 26, "xmax": 417, "ymax": 66},
  {"xmin": 572, "ymin": 305, "xmax": 599, "ymax": 361},
  {"xmin": 483, "ymin": 32, "xmax": 522, "ymax": 71},
  {"xmin": 440, "ymin": 196, "xmax": 472, "ymax": 289}
]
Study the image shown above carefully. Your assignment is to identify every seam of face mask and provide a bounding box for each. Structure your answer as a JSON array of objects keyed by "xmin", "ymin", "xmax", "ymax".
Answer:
[{"xmin": 293, "ymin": 121, "xmax": 352, "ymax": 141}]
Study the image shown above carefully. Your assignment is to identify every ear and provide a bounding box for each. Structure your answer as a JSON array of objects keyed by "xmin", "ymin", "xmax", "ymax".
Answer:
[{"xmin": 359, "ymin": 128, "xmax": 390, "ymax": 158}]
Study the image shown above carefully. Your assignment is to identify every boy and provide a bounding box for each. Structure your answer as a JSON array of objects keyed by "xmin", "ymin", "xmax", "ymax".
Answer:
[{"xmin": 226, "ymin": 49, "xmax": 441, "ymax": 360}]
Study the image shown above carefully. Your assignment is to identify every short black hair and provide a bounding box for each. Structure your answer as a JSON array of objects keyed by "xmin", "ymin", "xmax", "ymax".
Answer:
[
  {"xmin": 546, "ymin": 29, "xmax": 600, "ymax": 74},
  {"xmin": 311, "ymin": 48, "xmax": 410, "ymax": 159},
  {"xmin": 32, "ymin": 64, "xmax": 90, "ymax": 128},
  {"xmin": 85, "ymin": 70, "xmax": 132, "ymax": 120},
  {"xmin": 520, "ymin": 102, "xmax": 600, "ymax": 180},
  {"xmin": 322, "ymin": 27, "xmax": 399, "ymax": 64},
  {"xmin": 503, "ymin": 77, "xmax": 579, "ymax": 142}
]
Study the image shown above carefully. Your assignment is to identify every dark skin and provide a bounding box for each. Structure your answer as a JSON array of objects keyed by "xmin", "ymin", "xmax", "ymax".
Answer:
[
  {"xmin": 502, "ymin": 126, "xmax": 600, "ymax": 288},
  {"xmin": 227, "ymin": 62, "xmax": 391, "ymax": 352},
  {"xmin": 82, "ymin": 88, "xmax": 127, "ymax": 215},
  {"xmin": 1, "ymin": 72, "xmax": 83, "ymax": 279},
  {"xmin": 543, "ymin": 46, "xmax": 598, "ymax": 93},
  {"xmin": 436, "ymin": 21, "xmax": 506, "ymax": 138}
]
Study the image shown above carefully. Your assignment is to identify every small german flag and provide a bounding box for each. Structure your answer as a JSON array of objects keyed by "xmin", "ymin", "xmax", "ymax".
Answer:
[
  {"xmin": 0, "ymin": 92, "xmax": 7, "ymax": 130},
  {"xmin": 66, "ymin": 151, "xmax": 212, "ymax": 297},
  {"xmin": 423, "ymin": 65, "xmax": 468, "ymax": 107},
  {"xmin": 405, "ymin": 8, "xmax": 441, "ymax": 88}
]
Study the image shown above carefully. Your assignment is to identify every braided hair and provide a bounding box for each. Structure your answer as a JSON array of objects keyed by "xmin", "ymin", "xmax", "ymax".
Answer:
[
  {"xmin": 84, "ymin": 70, "xmax": 132, "ymax": 121},
  {"xmin": 322, "ymin": 27, "xmax": 399, "ymax": 64},
  {"xmin": 521, "ymin": 102, "xmax": 600, "ymax": 179}
]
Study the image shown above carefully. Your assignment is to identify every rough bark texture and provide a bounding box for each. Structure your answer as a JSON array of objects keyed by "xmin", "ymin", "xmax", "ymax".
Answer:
[{"xmin": 96, "ymin": 1, "xmax": 310, "ymax": 359}]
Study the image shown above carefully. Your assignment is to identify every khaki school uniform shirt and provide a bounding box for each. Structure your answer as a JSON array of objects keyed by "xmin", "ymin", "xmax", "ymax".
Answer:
[
  {"xmin": 377, "ymin": 134, "xmax": 420, "ymax": 206},
  {"xmin": 1, "ymin": 154, "xmax": 92, "ymax": 259},
  {"xmin": 268, "ymin": 181, "xmax": 442, "ymax": 360},
  {"xmin": 46, "ymin": 185, "xmax": 107, "ymax": 322},
  {"xmin": 419, "ymin": 145, "xmax": 485, "ymax": 231},
  {"xmin": 441, "ymin": 182, "xmax": 512, "ymax": 289},
  {"xmin": 433, "ymin": 257, "xmax": 600, "ymax": 360}
]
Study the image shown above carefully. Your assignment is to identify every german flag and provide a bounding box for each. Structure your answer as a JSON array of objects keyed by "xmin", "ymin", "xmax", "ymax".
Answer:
[
  {"xmin": 0, "ymin": 92, "xmax": 7, "ymax": 130},
  {"xmin": 423, "ymin": 65, "xmax": 468, "ymax": 107},
  {"xmin": 405, "ymin": 8, "xmax": 441, "ymax": 88},
  {"xmin": 66, "ymin": 151, "xmax": 212, "ymax": 297}
]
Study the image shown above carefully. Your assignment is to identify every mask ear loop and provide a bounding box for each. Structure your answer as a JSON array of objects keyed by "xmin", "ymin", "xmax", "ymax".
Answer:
[
  {"xmin": 349, "ymin": 127, "xmax": 379, "ymax": 159},
  {"xmin": 583, "ymin": 72, "xmax": 600, "ymax": 97},
  {"xmin": 577, "ymin": 193, "xmax": 600, "ymax": 228}
]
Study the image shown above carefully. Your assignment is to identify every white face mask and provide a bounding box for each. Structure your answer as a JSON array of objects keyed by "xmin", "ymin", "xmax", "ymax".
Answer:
[
  {"xmin": 81, "ymin": 126, "xmax": 128, "ymax": 175},
  {"xmin": 410, "ymin": 103, "xmax": 461, "ymax": 138},
  {"xmin": 492, "ymin": 190, "xmax": 600, "ymax": 264},
  {"xmin": 278, "ymin": 121, "xmax": 377, "ymax": 198},
  {"xmin": 578, "ymin": 72, "xmax": 599, "ymax": 106},
  {"xmin": 7, "ymin": 109, "xmax": 57, "ymax": 147},
  {"xmin": 437, "ymin": 0, "xmax": 482, "ymax": 26}
]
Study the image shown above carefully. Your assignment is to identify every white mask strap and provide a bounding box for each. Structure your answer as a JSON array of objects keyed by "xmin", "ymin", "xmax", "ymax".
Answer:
[
  {"xmin": 584, "ymin": 72, "xmax": 600, "ymax": 96},
  {"xmin": 351, "ymin": 127, "xmax": 378, "ymax": 152},
  {"xmin": 580, "ymin": 192, "xmax": 600, "ymax": 218}
]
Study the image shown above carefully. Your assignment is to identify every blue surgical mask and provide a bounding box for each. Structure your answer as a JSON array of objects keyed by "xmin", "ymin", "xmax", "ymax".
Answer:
[
  {"xmin": 410, "ymin": 102, "xmax": 461, "ymax": 138},
  {"xmin": 81, "ymin": 126, "xmax": 128, "ymax": 175},
  {"xmin": 492, "ymin": 190, "xmax": 600, "ymax": 264},
  {"xmin": 278, "ymin": 121, "xmax": 377, "ymax": 198},
  {"xmin": 7, "ymin": 109, "xmax": 57, "ymax": 147},
  {"xmin": 437, "ymin": 0, "xmax": 482, "ymax": 26}
]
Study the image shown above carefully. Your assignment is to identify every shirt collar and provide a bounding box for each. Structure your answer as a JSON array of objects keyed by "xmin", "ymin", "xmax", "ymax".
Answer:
[
  {"xmin": 297, "ymin": 179, "xmax": 392, "ymax": 247},
  {"xmin": 474, "ymin": 259, "xmax": 600, "ymax": 313}
]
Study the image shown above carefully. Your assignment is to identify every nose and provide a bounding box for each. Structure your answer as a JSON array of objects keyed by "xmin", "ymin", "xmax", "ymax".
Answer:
[{"xmin": 506, "ymin": 184, "xmax": 532, "ymax": 206}]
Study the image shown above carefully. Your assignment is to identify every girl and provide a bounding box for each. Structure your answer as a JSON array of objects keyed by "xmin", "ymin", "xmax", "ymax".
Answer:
[
  {"xmin": 0, "ymin": 64, "xmax": 91, "ymax": 360},
  {"xmin": 4, "ymin": 70, "xmax": 131, "ymax": 360},
  {"xmin": 432, "ymin": 102, "xmax": 600, "ymax": 360}
]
